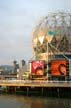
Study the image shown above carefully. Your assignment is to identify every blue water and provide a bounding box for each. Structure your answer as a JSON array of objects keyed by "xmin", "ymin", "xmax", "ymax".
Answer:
[{"xmin": 0, "ymin": 94, "xmax": 71, "ymax": 108}]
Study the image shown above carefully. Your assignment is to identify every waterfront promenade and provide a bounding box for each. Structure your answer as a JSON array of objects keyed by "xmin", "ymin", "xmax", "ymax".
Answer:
[{"xmin": 0, "ymin": 80, "xmax": 71, "ymax": 88}]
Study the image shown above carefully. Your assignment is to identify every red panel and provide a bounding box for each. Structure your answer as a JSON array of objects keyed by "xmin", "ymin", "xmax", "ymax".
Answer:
[
  {"xmin": 31, "ymin": 61, "xmax": 44, "ymax": 75},
  {"xmin": 51, "ymin": 60, "xmax": 66, "ymax": 76}
]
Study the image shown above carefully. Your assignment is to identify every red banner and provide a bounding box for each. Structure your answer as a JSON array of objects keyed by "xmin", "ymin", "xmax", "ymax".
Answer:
[
  {"xmin": 31, "ymin": 61, "xmax": 44, "ymax": 75},
  {"xmin": 51, "ymin": 60, "xmax": 66, "ymax": 76}
]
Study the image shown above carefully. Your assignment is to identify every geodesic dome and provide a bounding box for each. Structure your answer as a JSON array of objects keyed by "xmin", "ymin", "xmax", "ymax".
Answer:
[{"xmin": 32, "ymin": 11, "xmax": 71, "ymax": 60}]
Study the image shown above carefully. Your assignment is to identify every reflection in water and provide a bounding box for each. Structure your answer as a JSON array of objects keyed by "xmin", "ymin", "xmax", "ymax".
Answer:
[{"xmin": 0, "ymin": 94, "xmax": 71, "ymax": 108}]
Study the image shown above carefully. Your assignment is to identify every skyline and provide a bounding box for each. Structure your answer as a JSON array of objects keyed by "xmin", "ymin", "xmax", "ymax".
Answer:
[{"xmin": 0, "ymin": 0, "xmax": 71, "ymax": 65}]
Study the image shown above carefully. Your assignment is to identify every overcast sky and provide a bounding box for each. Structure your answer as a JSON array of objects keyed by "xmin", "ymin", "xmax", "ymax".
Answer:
[{"xmin": 0, "ymin": 0, "xmax": 71, "ymax": 65}]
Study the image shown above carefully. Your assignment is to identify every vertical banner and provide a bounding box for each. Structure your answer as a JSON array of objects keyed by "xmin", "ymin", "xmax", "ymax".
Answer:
[
  {"xmin": 31, "ymin": 61, "xmax": 44, "ymax": 75},
  {"xmin": 51, "ymin": 60, "xmax": 66, "ymax": 76}
]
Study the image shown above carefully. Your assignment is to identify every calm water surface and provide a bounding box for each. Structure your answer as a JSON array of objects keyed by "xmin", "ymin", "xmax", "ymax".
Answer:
[{"xmin": 0, "ymin": 94, "xmax": 71, "ymax": 108}]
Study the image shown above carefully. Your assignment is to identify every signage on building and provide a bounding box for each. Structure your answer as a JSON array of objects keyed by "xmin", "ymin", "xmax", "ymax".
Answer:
[
  {"xmin": 31, "ymin": 60, "xmax": 44, "ymax": 75},
  {"xmin": 51, "ymin": 60, "xmax": 66, "ymax": 76}
]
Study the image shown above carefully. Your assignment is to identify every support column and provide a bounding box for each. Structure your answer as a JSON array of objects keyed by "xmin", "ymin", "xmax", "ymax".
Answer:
[
  {"xmin": 41, "ymin": 87, "xmax": 44, "ymax": 96},
  {"xmin": 6, "ymin": 86, "xmax": 8, "ymax": 93},
  {"xmin": 27, "ymin": 87, "xmax": 29, "ymax": 96},
  {"xmin": 57, "ymin": 87, "xmax": 60, "ymax": 97},
  {"xmin": 14, "ymin": 87, "xmax": 16, "ymax": 93}
]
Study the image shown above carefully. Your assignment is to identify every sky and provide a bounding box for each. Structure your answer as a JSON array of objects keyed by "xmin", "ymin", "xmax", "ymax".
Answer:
[{"xmin": 0, "ymin": 0, "xmax": 71, "ymax": 65}]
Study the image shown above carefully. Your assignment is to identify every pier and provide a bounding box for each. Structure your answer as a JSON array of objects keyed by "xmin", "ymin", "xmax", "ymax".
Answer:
[
  {"xmin": 0, "ymin": 80, "xmax": 71, "ymax": 87},
  {"xmin": 0, "ymin": 80, "xmax": 71, "ymax": 97}
]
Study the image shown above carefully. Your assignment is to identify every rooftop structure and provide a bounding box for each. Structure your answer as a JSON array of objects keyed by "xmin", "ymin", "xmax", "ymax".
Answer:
[{"xmin": 32, "ymin": 11, "xmax": 71, "ymax": 61}]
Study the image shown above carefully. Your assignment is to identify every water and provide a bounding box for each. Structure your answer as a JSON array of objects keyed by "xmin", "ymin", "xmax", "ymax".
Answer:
[{"xmin": 0, "ymin": 94, "xmax": 71, "ymax": 108}]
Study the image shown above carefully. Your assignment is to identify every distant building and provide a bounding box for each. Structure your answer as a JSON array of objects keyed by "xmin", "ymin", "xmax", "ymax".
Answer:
[
  {"xmin": 20, "ymin": 59, "xmax": 26, "ymax": 68},
  {"xmin": 0, "ymin": 68, "xmax": 4, "ymax": 74},
  {"xmin": 12, "ymin": 60, "xmax": 19, "ymax": 74},
  {"xmin": 17, "ymin": 60, "xmax": 27, "ymax": 79}
]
